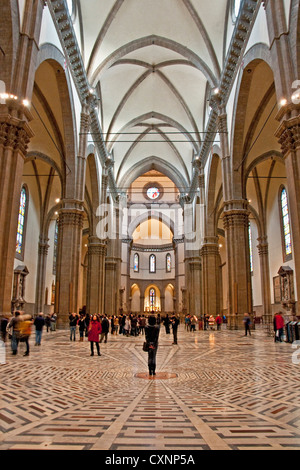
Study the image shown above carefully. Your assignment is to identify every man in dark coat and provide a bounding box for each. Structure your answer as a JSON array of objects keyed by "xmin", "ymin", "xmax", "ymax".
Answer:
[
  {"xmin": 171, "ymin": 314, "xmax": 179, "ymax": 345},
  {"xmin": 100, "ymin": 315, "xmax": 109, "ymax": 343}
]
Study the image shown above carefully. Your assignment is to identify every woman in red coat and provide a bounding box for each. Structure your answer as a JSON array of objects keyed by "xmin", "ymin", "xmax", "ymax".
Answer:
[
  {"xmin": 274, "ymin": 312, "xmax": 285, "ymax": 343},
  {"xmin": 88, "ymin": 315, "xmax": 102, "ymax": 356}
]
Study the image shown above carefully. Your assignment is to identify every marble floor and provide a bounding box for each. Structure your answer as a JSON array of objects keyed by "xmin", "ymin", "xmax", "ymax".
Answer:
[{"xmin": 1, "ymin": 325, "xmax": 300, "ymax": 451}]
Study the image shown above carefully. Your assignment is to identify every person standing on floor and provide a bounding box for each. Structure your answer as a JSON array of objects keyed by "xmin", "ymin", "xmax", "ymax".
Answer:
[
  {"xmin": 100, "ymin": 315, "xmax": 109, "ymax": 343},
  {"xmin": 145, "ymin": 315, "xmax": 160, "ymax": 377},
  {"xmin": 243, "ymin": 313, "xmax": 251, "ymax": 337},
  {"xmin": 8, "ymin": 311, "xmax": 21, "ymax": 355},
  {"xmin": 215, "ymin": 314, "xmax": 222, "ymax": 331},
  {"xmin": 78, "ymin": 314, "xmax": 86, "ymax": 342},
  {"xmin": 274, "ymin": 312, "xmax": 285, "ymax": 343},
  {"xmin": 171, "ymin": 314, "xmax": 179, "ymax": 345},
  {"xmin": 34, "ymin": 312, "xmax": 45, "ymax": 346},
  {"xmin": 88, "ymin": 315, "xmax": 102, "ymax": 356},
  {"xmin": 18, "ymin": 315, "xmax": 33, "ymax": 356},
  {"xmin": 69, "ymin": 312, "xmax": 79, "ymax": 341}
]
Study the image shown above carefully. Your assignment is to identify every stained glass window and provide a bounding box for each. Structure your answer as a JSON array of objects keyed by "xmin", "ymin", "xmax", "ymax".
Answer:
[
  {"xmin": 166, "ymin": 253, "xmax": 171, "ymax": 273},
  {"xmin": 16, "ymin": 187, "xmax": 27, "ymax": 256},
  {"xmin": 133, "ymin": 253, "xmax": 139, "ymax": 273},
  {"xmin": 150, "ymin": 254, "xmax": 156, "ymax": 273},
  {"xmin": 248, "ymin": 224, "xmax": 253, "ymax": 273},
  {"xmin": 147, "ymin": 187, "xmax": 160, "ymax": 200},
  {"xmin": 53, "ymin": 220, "xmax": 59, "ymax": 275},
  {"xmin": 150, "ymin": 288, "xmax": 156, "ymax": 310},
  {"xmin": 281, "ymin": 188, "xmax": 292, "ymax": 258}
]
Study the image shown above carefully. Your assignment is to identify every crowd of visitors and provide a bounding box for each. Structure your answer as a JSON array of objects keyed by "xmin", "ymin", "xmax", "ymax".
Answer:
[{"xmin": 0, "ymin": 308, "xmax": 293, "ymax": 365}]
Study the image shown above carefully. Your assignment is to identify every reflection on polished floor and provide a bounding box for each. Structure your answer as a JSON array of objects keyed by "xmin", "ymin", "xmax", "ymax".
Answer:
[{"xmin": 1, "ymin": 325, "xmax": 300, "ymax": 451}]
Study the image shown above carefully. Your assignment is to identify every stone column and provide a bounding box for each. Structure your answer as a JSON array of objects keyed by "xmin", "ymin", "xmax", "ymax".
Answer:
[
  {"xmin": 201, "ymin": 237, "xmax": 221, "ymax": 317},
  {"xmin": 35, "ymin": 236, "xmax": 50, "ymax": 314},
  {"xmin": 87, "ymin": 236, "xmax": 106, "ymax": 315},
  {"xmin": 223, "ymin": 200, "xmax": 253, "ymax": 329},
  {"xmin": 56, "ymin": 205, "xmax": 84, "ymax": 327},
  {"xmin": 0, "ymin": 111, "xmax": 33, "ymax": 315},
  {"xmin": 187, "ymin": 257, "xmax": 201, "ymax": 316},
  {"xmin": 104, "ymin": 204, "xmax": 122, "ymax": 316},
  {"xmin": 140, "ymin": 294, "xmax": 145, "ymax": 315},
  {"xmin": 257, "ymin": 236, "xmax": 272, "ymax": 326},
  {"xmin": 104, "ymin": 258, "xmax": 117, "ymax": 316}
]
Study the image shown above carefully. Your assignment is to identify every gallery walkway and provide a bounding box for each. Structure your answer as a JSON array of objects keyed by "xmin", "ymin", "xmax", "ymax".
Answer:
[{"xmin": 1, "ymin": 325, "xmax": 300, "ymax": 451}]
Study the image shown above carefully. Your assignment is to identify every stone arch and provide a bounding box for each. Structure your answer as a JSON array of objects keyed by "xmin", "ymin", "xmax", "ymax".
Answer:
[
  {"xmin": 206, "ymin": 152, "xmax": 222, "ymax": 238},
  {"xmin": 231, "ymin": 54, "xmax": 277, "ymax": 199},
  {"xmin": 86, "ymin": 153, "xmax": 101, "ymax": 236},
  {"xmin": 128, "ymin": 211, "xmax": 176, "ymax": 240},
  {"xmin": 118, "ymin": 156, "xmax": 189, "ymax": 194},
  {"xmin": 34, "ymin": 45, "xmax": 78, "ymax": 198}
]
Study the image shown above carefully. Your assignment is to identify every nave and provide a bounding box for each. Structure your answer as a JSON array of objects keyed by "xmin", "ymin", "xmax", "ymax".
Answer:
[{"xmin": 1, "ymin": 325, "xmax": 300, "ymax": 451}]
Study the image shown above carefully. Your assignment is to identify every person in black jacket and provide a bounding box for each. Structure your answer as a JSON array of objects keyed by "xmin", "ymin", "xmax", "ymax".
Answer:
[
  {"xmin": 145, "ymin": 315, "xmax": 160, "ymax": 377},
  {"xmin": 100, "ymin": 315, "xmax": 109, "ymax": 343},
  {"xmin": 171, "ymin": 314, "xmax": 179, "ymax": 345}
]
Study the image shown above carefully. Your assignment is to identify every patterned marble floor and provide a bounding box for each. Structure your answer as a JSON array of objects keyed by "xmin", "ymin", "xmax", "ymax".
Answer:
[{"xmin": 1, "ymin": 325, "xmax": 300, "ymax": 451}]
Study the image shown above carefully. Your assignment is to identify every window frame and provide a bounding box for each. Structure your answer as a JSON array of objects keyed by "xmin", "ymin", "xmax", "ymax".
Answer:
[
  {"xmin": 149, "ymin": 254, "xmax": 156, "ymax": 274},
  {"xmin": 15, "ymin": 185, "xmax": 29, "ymax": 262},
  {"xmin": 166, "ymin": 253, "xmax": 172, "ymax": 273},
  {"xmin": 133, "ymin": 253, "xmax": 139, "ymax": 273},
  {"xmin": 279, "ymin": 185, "xmax": 293, "ymax": 262}
]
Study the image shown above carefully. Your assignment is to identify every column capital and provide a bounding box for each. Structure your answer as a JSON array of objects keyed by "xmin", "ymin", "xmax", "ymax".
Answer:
[
  {"xmin": 223, "ymin": 200, "xmax": 250, "ymax": 230},
  {"xmin": 58, "ymin": 207, "xmax": 84, "ymax": 229},
  {"xmin": 88, "ymin": 236, "xmax": 107, "ymax": 256},
  {"xmin": 275, "ymin": 111, "xmax": 300, "ymax": 156},
  {"xmin": 0, "ymin": 115, "xmax": 33, "ymax": 156}
]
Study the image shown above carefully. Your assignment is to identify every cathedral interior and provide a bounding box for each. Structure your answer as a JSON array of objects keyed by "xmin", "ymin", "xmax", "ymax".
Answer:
[{"xmin": 1, "ymin": 0, "xmax": 300, "ymax": 453}]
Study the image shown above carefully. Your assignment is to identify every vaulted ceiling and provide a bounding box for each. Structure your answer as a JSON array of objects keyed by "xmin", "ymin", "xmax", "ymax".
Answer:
[{"xmin": 69, "ymin": 0, "xmax": 235, "ymax": 192}]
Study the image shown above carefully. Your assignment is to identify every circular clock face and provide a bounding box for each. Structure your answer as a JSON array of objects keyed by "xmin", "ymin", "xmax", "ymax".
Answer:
[{"xmin": 147, "ymin": 187, "xmax": 160, "ymax": 200}]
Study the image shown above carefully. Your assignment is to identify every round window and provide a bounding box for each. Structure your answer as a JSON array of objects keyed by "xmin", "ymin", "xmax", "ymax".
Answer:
[{"xmin": 147, "ymin": 187, "xmax": 160, "ymax": 200}]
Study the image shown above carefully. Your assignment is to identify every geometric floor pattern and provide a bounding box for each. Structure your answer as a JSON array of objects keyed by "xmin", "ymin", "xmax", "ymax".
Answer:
[{"xmin": 1, "ymin": 325, "xmax": 300, "ymax": 450}]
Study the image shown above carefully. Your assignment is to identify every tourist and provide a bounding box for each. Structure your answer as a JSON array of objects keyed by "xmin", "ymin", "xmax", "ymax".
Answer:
[
  {"xmin": 100, "ymin": 315, "xmax": 109, "ymax": 343},
  {"xmin": 131, "ymin": 315, "xmax": 137, "ymax": 336},
  {"xmin": 274, "ymin": 312, "xmax": 285, "ymax": 343},
  {"xmin": 45, "ymin": 314, "xmax": 51, "ymax": 332},
  {"xmin": 171, "ymin": 314, "xmax": 179, "ymax": 344},
  {"xmin": 69, "ymin": 312, "xmax": 78, "ymax": 341},
  {"xmin": 190, "ymin": 315, "xmax": 197, "ymax": 332},
  {"xmin": 18, "ymin": 315, "xmax": 33, "ymax": 356},
  {"xmin": 145, "ymin": 315, "xmax": 160, "ymax": 377},
  {"xmin": 124, "ymin": 316, "xmax": 131, "ymax": 336},
  {"xmin": 50, "ymin": 313, "xmax": 57, "ymax": 331},
  {"xmin": 88, "ymin": 315, "xmax": 102, "ymax": 356},
  {"xmin": 8, "ymin": 311, "xmax": 21, "ymax": 355},
  {"xmin": 114, "ymin": 316, "xmax": 119, "ymax": 335},
  {"xmin": 216, "ymin": 314, "xmax": 222, "ymax": 331},
  {"xmin": 243, "ymin": 313, "xmax": 251, "ymax": 337},
  {"xmin": 34, "ymin": 312, "xmax": 45, "ymax": 346},
  {"xmin": 139, "ymin": 315, "xmax": 146, "ymax": 335},
  {"xmin": 163, "ymin": 314, "xmax": 170, "ymax": 334},
  {"xmin": 78, "ymin": 314, "xmax": 86, "ymax": 342},
  {"xmin": 209, "ymin": 315, "xmax": 215, "ymax": 330}
]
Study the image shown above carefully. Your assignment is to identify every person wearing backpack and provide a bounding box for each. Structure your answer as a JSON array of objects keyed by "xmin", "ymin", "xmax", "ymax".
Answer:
[{"xmin": 145, "ymin": 315, "xmax": 160, "ymax": 377}]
